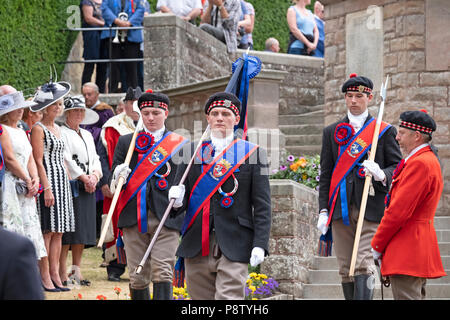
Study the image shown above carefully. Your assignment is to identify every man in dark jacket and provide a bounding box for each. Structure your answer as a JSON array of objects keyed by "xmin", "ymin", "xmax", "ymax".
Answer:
[
  {"xmin": 110, "ymin": 91, "xmax": 188, "ymax": 300},
  {"xmin": 0, "ymin": 226, "xmax": 44, "ymax": 300},
  {"xmin": 169, "ymin": 92, "xmax": 271, "ymax": 300},
  {"xmin": 317, "ymin": 74, "xmax": 402, "ymax": 300}
]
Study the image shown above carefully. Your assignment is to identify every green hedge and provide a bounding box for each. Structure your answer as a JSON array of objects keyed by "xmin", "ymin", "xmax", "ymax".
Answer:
[
  {"xmin": 0, "ymin": 0, "xmax": 79, "ymax": 94},
  {"xmin": 0, "ymin": 0, "xmax": 316, "ymax": 92}
]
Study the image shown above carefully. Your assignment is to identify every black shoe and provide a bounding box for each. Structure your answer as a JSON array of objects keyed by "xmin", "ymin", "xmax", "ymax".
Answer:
[
  {"xmin": 341, "ymin": 282, "xmax": 354, "ymax": 300},
  {"xmin": 51, "ymin": 279, "xmax": 70, "ymax": 292},
  {"xmin": 153, "ymin": 282, "xmax": 173, "ymax": 300},
  {"xmin": 108, "ymin": 274, "xmax": 121, "ymax": 282},
  {"xmin": 354, "ymin": 274, "xmax": 375, "ymax": 300},
  {"xmin": 42, "ymin": 284, "xmax": 61, "ymax": 292},
  {"xmin": 129, "ymin": 285, "xmax": 150, "ymax": 300}
]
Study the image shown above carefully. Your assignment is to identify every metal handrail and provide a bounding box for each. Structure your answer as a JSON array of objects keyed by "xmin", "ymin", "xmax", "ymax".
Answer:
[{"xmin": 62, "ymin": 25, "xmax": 145, "ymax": 92}]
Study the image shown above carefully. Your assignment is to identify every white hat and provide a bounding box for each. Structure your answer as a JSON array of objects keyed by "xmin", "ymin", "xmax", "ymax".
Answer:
[
  {"xmin": 58, "ymin": 96, "xmax": 99, "ymax": 125},
  {"xmin": 0, "ymin": 91, "xmax": 38, "ymax": 116}
]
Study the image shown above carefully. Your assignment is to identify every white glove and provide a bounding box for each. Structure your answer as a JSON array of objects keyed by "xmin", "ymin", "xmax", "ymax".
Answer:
[
  {"xmin": 250, "ymin": 247, "xmax": 265, "ymax": 267},
  {"xmin": 317, "ymin": 210, "xmax": 329, "ymax": 235},
  {"xmin": 168, "ymin": 185, "xmax": 185, "ymax": 208},
  {"xmin": 371, "ymin": 248, "xmax": 382, "ymax": 260},
  {"xmin": 110, "ymin": 163, "xmax": 131, "ymax": 193},
  {"xmin": 362, "ymin": 160, "xmax": 386, "ymax": 182}
]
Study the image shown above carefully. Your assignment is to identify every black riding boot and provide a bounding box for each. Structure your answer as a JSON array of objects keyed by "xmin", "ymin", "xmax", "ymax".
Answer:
[
  {"xmin": 153, "ymin": 282, "xmax": 173, "ymax": 300},
  {"xmin": 354, "ymin": 274, "xmax": 375, "ymax": 300},
  {"xmin": 342, "ymin": 282, "xmax": 354, "ymax": 300},
  {"xmin": 129, "ymin": 285, "xmax": 150, "ymax": 300}
]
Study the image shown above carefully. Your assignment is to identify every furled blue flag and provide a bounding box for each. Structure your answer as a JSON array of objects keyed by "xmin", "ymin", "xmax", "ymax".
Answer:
[{"xmin": 225, "ymin": 53, "xmax": 261, "ymax": 140}]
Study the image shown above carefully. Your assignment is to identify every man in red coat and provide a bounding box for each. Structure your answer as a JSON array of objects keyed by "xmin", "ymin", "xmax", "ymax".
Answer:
[{"xmin": 371, "ymin": 109, "xmax": 446, "ymax": 300}]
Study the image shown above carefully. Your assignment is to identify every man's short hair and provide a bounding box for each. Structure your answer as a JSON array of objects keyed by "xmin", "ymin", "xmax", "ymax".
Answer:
[
  {"xmin": 265, "ymin": 38, "xmax": 278, "ymax": 51},
  {"xmin": 82, "ymin": 82, "xmax": 99, "ymax": 93}
]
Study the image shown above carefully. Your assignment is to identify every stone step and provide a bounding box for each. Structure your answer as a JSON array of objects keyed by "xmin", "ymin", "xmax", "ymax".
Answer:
[
  {"xmin": 437, "ymin": 230, "xmax": 450, "ymax": 242},
  {"xmin": 279, "ymin": 110, "xmax": 324, "ymax": 126},
  {"xmin": 302, "ymin": 283, "xmax": 450, "ymax": 299},
  {"xmin": 284, "ymin": 145, "xmax": 322, "ymax": 156},
  {"xmin": 308, "ymin": 269, "xmax": 450, "ymax": 284},
  {"xmin": 313, "ymin": 255, "xmax": 450, "ymax": 271},
  {"xmin": 435, "ymin": 217, "xmax": 450, "ymax": 230},
  {"xmin": 284, "ymin": 134, "xmax": 322, "ymax": 146},
  {"xmin": 279, "ymin": 124, "xmax": 323, "ymax": 135}
]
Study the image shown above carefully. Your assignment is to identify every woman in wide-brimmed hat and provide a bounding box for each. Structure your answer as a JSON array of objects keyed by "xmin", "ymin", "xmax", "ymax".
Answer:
[
  {"xmin": 58, "ymin": 96, "xmax": 102, "ymax": 287},
  {"xmin": 30, "ymin": 80, "xmax": 74, "ymax": 292},
  {"xmin": 0, "ymin": 86, "xmax": 48, "ymax": 263}
]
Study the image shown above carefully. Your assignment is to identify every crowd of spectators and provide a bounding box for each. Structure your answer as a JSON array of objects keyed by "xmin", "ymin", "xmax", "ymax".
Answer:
[{"xmin": 78, "ymin": 0, "xmax": 325, "ymax": 94}]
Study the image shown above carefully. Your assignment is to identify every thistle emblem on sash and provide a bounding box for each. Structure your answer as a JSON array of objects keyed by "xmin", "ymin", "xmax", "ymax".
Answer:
[
  {"xmin": 211, "ymin": 159, "xmax": 232, "ymax": 180},
  {"xmin": 149, "ymin": 146, "xmax": 168, "ymax": 165},
  {"xmin": 347, "ymin": 138, "xmax": 367, "ymax": 158}
]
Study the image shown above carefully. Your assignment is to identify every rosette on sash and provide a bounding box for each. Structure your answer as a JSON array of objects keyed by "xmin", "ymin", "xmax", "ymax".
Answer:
[
  {"xmin": 334, "ymin": 123, "xmax": 355, "ymax": 146},
  {"xmin": 135, "ymin": 132, "xmax": 154, "ymax": 153}
]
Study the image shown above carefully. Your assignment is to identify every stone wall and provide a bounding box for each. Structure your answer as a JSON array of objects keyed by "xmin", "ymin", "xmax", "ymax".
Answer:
[
  {"xmin": 322, "ymin": 0, "xmax": 450, "ymax": 215},
  {"xmin": 142, "ymin": 13, "xmax": 324, "ymax": 118},
  {"xmin": 262, "ymin": 179, "xmax": 320, "ymax": 298}
]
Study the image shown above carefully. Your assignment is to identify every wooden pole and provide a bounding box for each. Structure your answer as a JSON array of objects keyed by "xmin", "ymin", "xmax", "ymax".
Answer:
[
  {"xmin": 348, "ymin": 76, "xmax": 389, "ymax": 277},
  {"xmin": 135, "ymin": 125, "xmax": 210, "ymax": 274},
  {"xmin": 97, "ymin": 112, "xmax": 143, "ymax": 248}
]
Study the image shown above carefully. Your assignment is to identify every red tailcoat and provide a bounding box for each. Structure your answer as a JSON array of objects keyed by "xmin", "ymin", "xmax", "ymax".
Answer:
[{"xmin": 371, "ymin": 146, "xmax": 446, "ymax": 278}]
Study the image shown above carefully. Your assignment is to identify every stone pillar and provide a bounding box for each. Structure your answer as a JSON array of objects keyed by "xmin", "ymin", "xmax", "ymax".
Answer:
[
  {"xmin": 262, "ymin": 180, "xmax": 320, "ymax": 298},
  {"xmin": 143, "ymin": 13, "xmax": 231, "ymax": 91},
  {"xmin": 162, "ymin": 69, "xmax": 287, "ymax": 172}
]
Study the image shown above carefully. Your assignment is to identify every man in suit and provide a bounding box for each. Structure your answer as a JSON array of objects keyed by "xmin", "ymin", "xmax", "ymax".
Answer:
[
  {"xmin": 168, "ymin": 92, "xmax": 271, "ymax": 300},
  {"xmin": 0, "ymin": 226, "xmax": 44, "ymax": 300},
  {"xmin": 110, "ymin": 91, "xmax": 188, "ymax": 300},
  {"xmin": 372, "ymin": 110, "xmax": 446, "ymax": 299},
  {"xmin": 317, "ymin": 74, "xmax": 402, "ymax": 300}
]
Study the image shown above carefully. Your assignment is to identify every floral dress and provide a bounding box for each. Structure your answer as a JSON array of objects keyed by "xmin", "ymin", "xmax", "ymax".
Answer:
[{"xmin": 0, "ymin": 125, "xmax": 47, "ymax": 259}]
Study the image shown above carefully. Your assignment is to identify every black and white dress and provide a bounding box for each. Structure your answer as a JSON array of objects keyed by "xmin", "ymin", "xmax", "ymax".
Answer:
[{"xmin": 36, "ymin": 122, "xmax": 75, "ymax": 233}]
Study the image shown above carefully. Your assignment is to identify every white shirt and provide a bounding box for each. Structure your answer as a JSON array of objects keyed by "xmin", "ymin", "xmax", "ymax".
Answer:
[
  {"xmin": 405, "ymin": 143, "xmax": 429, "ymax": 163},
  {"xmin": 156, "ymin": 0, "xmax": 202, "ymax": 17},
  {"xmin": 211, "ymin": 132, "xmax": 234, "ymax": 155},
  {"xmin": 144, "ymin": 125, "xmax": 166, "ymax": 143},
  {"xmin": 347, "ymin": 109, "xmax": 369, "ymax": 132}
]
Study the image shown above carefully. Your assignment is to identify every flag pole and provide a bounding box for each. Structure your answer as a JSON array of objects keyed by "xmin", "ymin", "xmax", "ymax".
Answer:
[
  {"xmin": 348, "ymin": 76, "xmax": 389, "ymax": 277},
  {"xmin": 97, "ymin": 104, "xmax": 142, "ymax": 248}
]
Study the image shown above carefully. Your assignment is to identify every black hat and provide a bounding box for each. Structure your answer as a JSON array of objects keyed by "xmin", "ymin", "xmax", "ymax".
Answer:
[
  {"xmin": 399, "ymin": 109, "xmax": 436, "ymax": 135},
  {"xmin": 204, "ymin": 92, "xmax": 241, "ymax": 117},
  {"xmin": 341, "ymin": 73, "xmax": 373, "ymax": 95},
  {"xmin": 124, "ymin": 86, "xmax": 142, "ymax": 101},
  {"xmin": 137, "ymin": 89, "xmax": 169, "ymax": 111}
]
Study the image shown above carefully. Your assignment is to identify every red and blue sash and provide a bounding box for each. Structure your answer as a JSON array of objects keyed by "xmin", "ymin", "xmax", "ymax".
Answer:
[
  {"xmin": 327, "ymin": 118, "xmax": 391, "ymax": 226},
  {"xmin": 181, "ymin": 138, "xmax": 259, "ymax": 256},
  {"xmin": 114, "ymin": 131, "xmax": 187, "ymax": 233}
]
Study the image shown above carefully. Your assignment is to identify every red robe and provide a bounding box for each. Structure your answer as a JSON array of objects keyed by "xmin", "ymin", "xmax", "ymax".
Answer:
[
  {"xmin": 101, "ymin": 114, "xmax": 136, "ymax": 248},
  {"xmin": 371, "ymin": 146, "xmax": 446, "ymax": 278}
]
